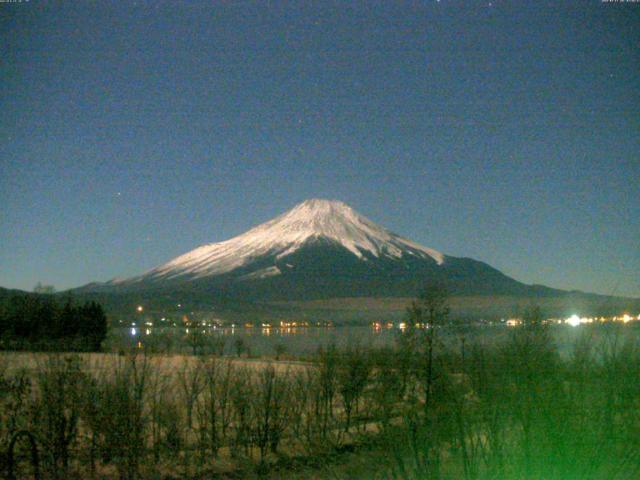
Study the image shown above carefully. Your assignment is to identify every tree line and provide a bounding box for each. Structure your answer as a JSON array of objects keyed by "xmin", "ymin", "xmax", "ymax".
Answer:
[{"xmin": 0, "ymin": 294, "xmax": 108, "ymax": 351}]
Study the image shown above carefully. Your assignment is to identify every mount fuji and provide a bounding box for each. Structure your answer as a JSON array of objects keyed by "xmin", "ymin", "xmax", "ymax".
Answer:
[{"xmin": 82, "ymin": 199, "xmax": 558, "ymax": 302}]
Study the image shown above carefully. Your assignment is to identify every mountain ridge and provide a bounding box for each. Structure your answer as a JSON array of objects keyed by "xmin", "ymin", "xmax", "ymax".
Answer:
[
  {"xmin": 5, "ymin": 192, "xmax": 636, "ymax": 320},
  {"xmin": 76, "ymin": 199, "xmax": 569, "ymax": 304},
  {"xmin": 103, "ymin": 199, "xmax": 446, "ymax": 289}
]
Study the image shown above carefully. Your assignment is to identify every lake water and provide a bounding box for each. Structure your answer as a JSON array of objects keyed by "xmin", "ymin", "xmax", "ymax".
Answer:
[
  {"xmin": 107, "ymin": 325, "xmax": 399, "ymax": 357},
  {"xmin": 105, "ymin": 322, "xmax": 640, "ymax": 358}
]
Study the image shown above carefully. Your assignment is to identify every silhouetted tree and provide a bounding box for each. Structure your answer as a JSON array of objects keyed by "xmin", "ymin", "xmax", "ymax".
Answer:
[
  {"xmin": 34, "ymin": 282, "xmax": 56, "ymax": 294},
  {"xmin": 404, "ymin": 282, "xmax": 450, "ymax": 413},
  {"xmin": 0, "ymin": 295, "xmax": 108, "ymax": 351}
]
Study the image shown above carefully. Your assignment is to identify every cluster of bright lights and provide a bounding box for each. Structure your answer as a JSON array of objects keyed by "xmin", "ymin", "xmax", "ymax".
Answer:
[
  {"xmin": 614, "ymin": 314, "xmax": 638, "ymax": 323},
  {"xmin": 502, "ymin": 313, "xmax": 639, "ymax": 328},
  {"xmin": 564, "ymin": 313, "xmax": 638, "ymax": 327},
  {"xmin": 279, "ymin": 320, "xmax": 312, "ymax": 328},
  {"xmin": 566, "ymin": 315, "xmax": 584, "ymax": 327},
  {"xmin": 371, "ymin": 322, "xmax": 396, "ymax": 330},
  {"xmin": 126, "ymin": 309, "xmax": 639, "ymax": 338},
  {"xmin": 371, "ymin": 321, "xmax": 436, "ymax": 331}
]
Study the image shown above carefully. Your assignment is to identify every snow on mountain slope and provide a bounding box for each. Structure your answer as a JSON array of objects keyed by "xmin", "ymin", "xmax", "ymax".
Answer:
[{"xmin": 114, "ymin": 199, "xmax": 444, "ymax": 285}]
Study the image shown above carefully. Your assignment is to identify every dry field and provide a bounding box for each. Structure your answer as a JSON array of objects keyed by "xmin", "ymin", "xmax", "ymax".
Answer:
[{"xmin": 2, "ymin": 323, "xmax": 639, "ymax": 479}]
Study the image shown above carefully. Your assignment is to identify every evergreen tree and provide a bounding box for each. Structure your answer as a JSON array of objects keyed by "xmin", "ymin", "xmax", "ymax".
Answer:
[{"xmin": 0, "ymin": 294, "xmax": 108, "ymax": 351}]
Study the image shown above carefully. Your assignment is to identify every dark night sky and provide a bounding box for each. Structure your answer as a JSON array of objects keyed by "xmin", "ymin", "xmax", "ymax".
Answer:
[{"xmin": 1, "ymin": 1, "xmax": 638, "ymax": 297}]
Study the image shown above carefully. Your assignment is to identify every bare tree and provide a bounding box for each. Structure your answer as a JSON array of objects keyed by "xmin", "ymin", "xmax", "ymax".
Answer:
[
  {"xmin": 87, "ymin": 354, "xmax": 151, "ymax": 480},
  {"xmin": 406, "ymin": 282, "xmax": 450, "ymax": 415},
  {"xmin": 200, "ymin": 357, "xmax": 234, "ymax": 456},
  {"xmin": 32, "ymin": 355, "xmax": 86, "ymax": 478},
  {"xmin": 177, "ymin": 359, "xmax": 204, "ymax": 431},
  {"xmin": 229, "ymin": 366, "xmax": 252, "ymax": 457},
  {"xmin": 251, "ymin": 364, "xmax": 291, "ymax": 462},
  {"xmin": 337, "ymin": 345, "xmax": 370, "ymax": 435},
  {"xmin": 234, "ymin": 338, "xmax": 247, "ymax": 358},
  {"xmin": 273, "ymin": 343, "xmax": 287, "ymax": 361}
]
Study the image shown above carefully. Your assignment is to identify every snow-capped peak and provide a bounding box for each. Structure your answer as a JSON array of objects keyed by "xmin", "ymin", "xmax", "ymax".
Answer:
[{"xmin": 122, "ymin": 199, "xmax": 444, "ymax": 283}]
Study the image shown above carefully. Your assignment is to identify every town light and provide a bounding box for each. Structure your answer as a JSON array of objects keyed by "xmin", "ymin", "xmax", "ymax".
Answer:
[{"xmin": 566, "ymin": 315, "xmax": 581, "ymax": 327}]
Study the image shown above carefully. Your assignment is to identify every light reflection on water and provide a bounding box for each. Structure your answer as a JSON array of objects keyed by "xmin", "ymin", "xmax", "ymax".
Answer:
[
  {"xmin": 105, "ymin": 323, "xmax": 640, "ymax": 357},
  {"xmin": 107, "ymin": 326, "xmax": 398, "ymax": 356}
]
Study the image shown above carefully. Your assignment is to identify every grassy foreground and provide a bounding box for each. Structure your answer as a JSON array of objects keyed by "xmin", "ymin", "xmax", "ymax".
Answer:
[{"xmin": 1, "ymin": 321, "xmax": 639, "ymax": 479}]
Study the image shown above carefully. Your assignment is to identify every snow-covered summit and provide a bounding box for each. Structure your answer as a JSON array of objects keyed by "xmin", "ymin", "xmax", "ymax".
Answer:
[
  {"xmin": 262, "ymin": 198, "xmax": 443, "ymax": 262},
  {"xmin": 116, "ymin": 199, "xmax": 444, "ymax": 284}
]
